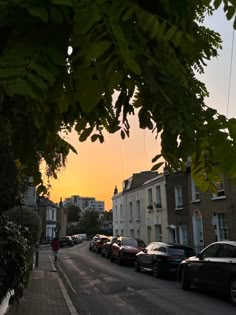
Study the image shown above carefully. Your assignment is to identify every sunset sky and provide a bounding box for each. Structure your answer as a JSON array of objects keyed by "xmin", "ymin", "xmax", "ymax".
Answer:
[{"xmin": 49, "ymin": 8, "xmax": 236, "ymax": 210}]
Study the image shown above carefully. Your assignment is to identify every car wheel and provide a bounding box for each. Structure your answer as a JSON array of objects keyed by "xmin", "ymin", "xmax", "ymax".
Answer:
[
  {"xmin": 110, "ymin": 254, "xmax": 114, "ymax": 262},
  {"xmin": 152, "ymin": 261, "xmax": 161, "ymax": 278},
  {"xmin": 180, "ymin": 266, "xmax": 191, "ymax": 290},
  {"xmin": 134, "ymin": 259, "xmax": 141, "ymax": 272},
  {"xmin": 229, "ymin": 278, "xmax": 236, "ymax": 305}
]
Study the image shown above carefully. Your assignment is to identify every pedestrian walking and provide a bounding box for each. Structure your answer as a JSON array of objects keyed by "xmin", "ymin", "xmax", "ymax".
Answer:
[{"xmin": 51, "ymin": 237, "xmax": 60, "ymax": 261}]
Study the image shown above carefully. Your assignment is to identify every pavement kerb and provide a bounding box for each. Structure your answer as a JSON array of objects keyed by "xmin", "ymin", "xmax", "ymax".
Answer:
[{"xmin": 49, "ymin": 255, "xmax": 79, "ymax": 315}]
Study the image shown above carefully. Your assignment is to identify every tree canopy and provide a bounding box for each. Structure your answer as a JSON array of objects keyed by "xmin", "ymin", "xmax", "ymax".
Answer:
[
  {"xmin": 67, "ymin": 204, "xmax": 81, "ymax": 223},
  {"xmin": 1, "ymin": 0, "xmax": 236, "ymax": 197}
]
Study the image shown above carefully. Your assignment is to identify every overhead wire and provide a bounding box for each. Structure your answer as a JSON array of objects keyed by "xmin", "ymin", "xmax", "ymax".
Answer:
[{"xmin": 226, "ymin": 28, "xmax": 235, "ymax": 118}]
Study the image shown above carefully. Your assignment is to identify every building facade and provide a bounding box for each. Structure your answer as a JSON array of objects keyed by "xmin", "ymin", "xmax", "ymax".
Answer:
[
  {"xmin": 64, "ymin": 195, "xmax": 105, "ymax": 213},
  {"xmin": 188, "ymin": 173, "xmax": 236, "ymax": 251},
  {"xmin": 112, "ymin": 169, "xmax": 236, "ymax": 251},
  {"xmin": 38, "ymin": 197, "xmax": 59, "ymax": 241},
  {"xmin": 112, "ymin": 171, "xmax": 169, "ymax": 244}
]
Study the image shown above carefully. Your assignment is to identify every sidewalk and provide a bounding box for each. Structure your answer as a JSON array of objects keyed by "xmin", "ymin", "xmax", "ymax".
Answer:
[{"xmin": 6, "ymin": 251, "xmax": 76, "ymax": 315}]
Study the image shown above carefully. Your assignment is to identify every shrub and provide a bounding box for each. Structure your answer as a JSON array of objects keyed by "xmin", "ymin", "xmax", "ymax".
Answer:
[
  {"xmin": 0, "ymin": 215, "xmax": 31, "ymax": 303},
  {"xmin": 5, "ymin": 206, "xmax": 41, "ymax": 246}
]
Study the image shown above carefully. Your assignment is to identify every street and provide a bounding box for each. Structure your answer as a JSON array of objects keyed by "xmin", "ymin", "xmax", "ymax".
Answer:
[{"xmin": 44, "ymin": 242, "xmax": 236, "ymax": 315}]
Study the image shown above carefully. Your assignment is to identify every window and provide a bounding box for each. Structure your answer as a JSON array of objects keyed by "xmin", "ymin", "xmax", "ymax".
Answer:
[
  {"xmin": 120, "ymin": 204, "xmax": 123, "ymax": 220},
  {"xmin": 202, "ymin": 244, "xmax": 220, "ymax": 258},
  {"xmin": 191, "ymin": 180, "xmax": 200, "ymax": 201},
  {"xmin": 158, "ymin": 246, "xmax": 167, "ymax": 253},
  {"xmin": 115, "ymin": 205, "xmax": 118, "ymax": 220},
  {"xmin": 120, "ymin": 229, "xmax": 124, "ymax": 236},
  {"xmin": 168, "ymin": 227, "xmax": 176, "ymax": 243},
  {"xmin": 212, "ymin": 178, "xmax": 225, "ymax": 198},
  {"xmin": 129, "ymin": 202, "xmax": 133, "ymax": 221},
  {"xmin": 52, "ymin": 209, "xmax": 56, "ymax": 221},
  {"xmin": 217, "ymin": 244, "xmax": 235, "ymax": 258},
  {"xmin": 136, "ymin": 200, "xmax": 141, "ymax": 220},
  {"xmin": 155, "ymin": 186, "xmax": 162, "ymax": 208},
  {"xmin": 148, "ymin": 188, "xmax": 153, "ymax": 205},
  {"xmin": 216, "ymin": 213, "xmax": 228, "ymax": 240},
  {"xmin": 130, "ymin": 229, "xmax": 134, "ymax": 238},
  {"xmin": 179, "ymin": 225, "xmax": 187, "ymax": 245},
  {"xmin": 155, "ymin": 224, "xmax": 162, "ymax": 241},
  {"xmin": 175, "ymin": 186, "xmax": 183, "ymax": 209},
  {"xmin": 136, "ymin": 229, "xmax": 140, "ymax": 238},
  {"xmin": 47, "ymin": 208, "xmax": 54, "ymax": 221}
]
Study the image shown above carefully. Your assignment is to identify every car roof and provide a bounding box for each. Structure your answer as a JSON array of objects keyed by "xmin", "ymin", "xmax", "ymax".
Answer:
[{"xmin": 206, "ymin": 241, "xmax": 236, "ymax": 247}]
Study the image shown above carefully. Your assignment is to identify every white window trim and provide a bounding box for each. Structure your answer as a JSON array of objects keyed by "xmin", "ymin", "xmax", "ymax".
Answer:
[
  {"xmin": 211, "ymin": 195, "xmax": 226, "ymax": 201},
  {"xmin": 175, "ymin": 186, "xmax": 183, "ymax": 209}
]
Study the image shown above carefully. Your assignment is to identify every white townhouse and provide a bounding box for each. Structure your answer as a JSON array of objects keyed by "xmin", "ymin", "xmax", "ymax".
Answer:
[
  {"xmin": 143, "ymin": 175, "xmax": 169, "ymax": 244},
  {"xmin": 112, "ymin": 171, "xmax": 169, "ymax": 245}
]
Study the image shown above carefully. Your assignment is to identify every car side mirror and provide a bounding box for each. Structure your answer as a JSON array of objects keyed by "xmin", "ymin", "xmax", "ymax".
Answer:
[
  {"xmin": 117, "ymin": 241, "xmax": 121, "ymax": 246},
  {"xmin": 143, "ymin": 248, "xmax": 147, "ymax": 253}
]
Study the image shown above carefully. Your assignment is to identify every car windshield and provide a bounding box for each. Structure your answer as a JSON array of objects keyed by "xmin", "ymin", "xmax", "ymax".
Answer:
[{"xmin": 122, "ymin": 238, "xmax": 138, "ymax": 247}]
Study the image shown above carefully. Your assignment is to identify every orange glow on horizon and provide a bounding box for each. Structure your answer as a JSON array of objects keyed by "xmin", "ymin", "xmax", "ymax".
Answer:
[{"xmin": 49, "ymin": 115, "xmax": 161, "ymax": 210}]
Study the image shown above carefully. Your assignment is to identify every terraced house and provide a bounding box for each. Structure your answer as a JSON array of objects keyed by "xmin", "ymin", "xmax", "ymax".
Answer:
[{"xmin": 112, "ymin": 169, "xmax": 236, "ymax": 251}]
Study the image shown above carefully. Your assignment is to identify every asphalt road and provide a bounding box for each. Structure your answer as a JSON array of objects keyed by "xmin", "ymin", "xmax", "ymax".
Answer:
[{"xmin": 54, "ymin": 241, "xmax": 236, "ymax": 315}]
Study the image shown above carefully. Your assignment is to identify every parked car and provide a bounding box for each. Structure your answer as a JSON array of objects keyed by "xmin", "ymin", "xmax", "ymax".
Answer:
[
  {"xmin": 93, "ymin": 235, "xmax": 108, "ymax": 253},
  {"xmin": 89, "ymin": 234, "xmax": 107, "ymax": 252},
  {"xmin": 110, "ymin": 237, "xmax": 141, "ymax": 265},
  {"xmin": 59, "ymin": 236, "xmax": 74, "ymax": 247},
  {"xmin": 135, "ymin": 242, "xmax": 195, "ymax": 277},
  {"xmin": 71, "ymin": 235, "xmax": 81, "ymax": 244},
  {"xmin": 89, "ymin": 235, "xmax": 100, "ymax": 251},
  {"xmin": 177, "ymin": 241, "xmax": 236, "ymax": 305},
  {"xmin": 101, "ymin": 236, "xmax": 117, "ymax": 258}
]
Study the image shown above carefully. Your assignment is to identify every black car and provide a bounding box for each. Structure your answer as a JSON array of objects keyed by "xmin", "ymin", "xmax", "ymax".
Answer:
[
  {"xmin": 59, "ymin": 236, "xmax": 74, "ymax": 247},
  {"xmin": 135, "ymin": 242, "xmax": 195, "ymax": 277},
  {"xmin": 177, "ymin": 241, "xmax": 236, "ymax": 305}
]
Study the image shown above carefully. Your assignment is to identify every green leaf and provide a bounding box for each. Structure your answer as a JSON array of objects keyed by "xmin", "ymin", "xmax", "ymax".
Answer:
[
  {"xmin": 74, "ymin": 5, "xmax": 100, "ymax": 35},
  {"xmin": 151, "ymin": 162, "xmax": 164, "ymax": 171},
  {"xmin": 36, "ymin": 184, "xmax": 48, "ymax": 195},
  {"xmin": 226, "ymin": 6, "xmax": 236, "ymax": 20},
  {"xmin": 75, "ymin": 118, "xmax": 87, "ymax": 131},
  {"xmin": 31, "ymin": 64, "xmax": 56, "ymax": 83},
  {"xmin": 79, "ymin": 127, "xmax": 93, "ymax": 142},
  {"xmin": 122, "ymin": 7, "xmax": 135, "ymax": 22},
  {"xmin": 121, "ymin": 130, "xmax": 125, "ymax": 139},
  {"xmin": 78, "ymin": 77, "xmax": 102, "ymax": 113},
  {"xmin": 152, "ymin": 154, "xmax": 162, "ymax": 163},
  {"xmin": 214, "ymin": 0, "xmax": 222, "ymax": 9},
  {"xmin": 51, "ymin": 0, "xmax": 73, "ymax": 6},
  {"xmin": 87, "ymin": 40, "xmax": 112, "ymax": 60},
  {"xmin": 28, "ymin": 7, "xmax": 49, "ymax": 23},
  {"xmin": 166, "ymin": 25, "xmax": 177, "ymax": 41},
  {"xmin": 0, "ymin": 67, "xmax": 25, "ymax": 79},
  {"xmin": 91, "ymin": 134, "xmax": 99, "ymax": 142},
  {"xmin": 234, "ymin": 16, "xmax": 236, "ymax": 29},
  {"xmin": 28, "ymin": 73, "xmax": 48, "ymax": 90}
]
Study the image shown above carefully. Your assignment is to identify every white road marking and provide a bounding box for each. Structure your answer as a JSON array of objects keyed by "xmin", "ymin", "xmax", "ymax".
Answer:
[{"xmin": 48, "ymin": 255, "xmax": 79, "ymax": 315}]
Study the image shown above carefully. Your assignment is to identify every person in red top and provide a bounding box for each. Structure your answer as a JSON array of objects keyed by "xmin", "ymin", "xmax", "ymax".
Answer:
[{"xmin": 51, "ymin": 237, "xmax": 60, "ymax": 261}]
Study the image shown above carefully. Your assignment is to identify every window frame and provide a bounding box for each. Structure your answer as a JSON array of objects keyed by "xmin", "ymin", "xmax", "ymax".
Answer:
[{"xmin": 174, "ymin": 185, "xmax": 183, "ymax": 209}]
